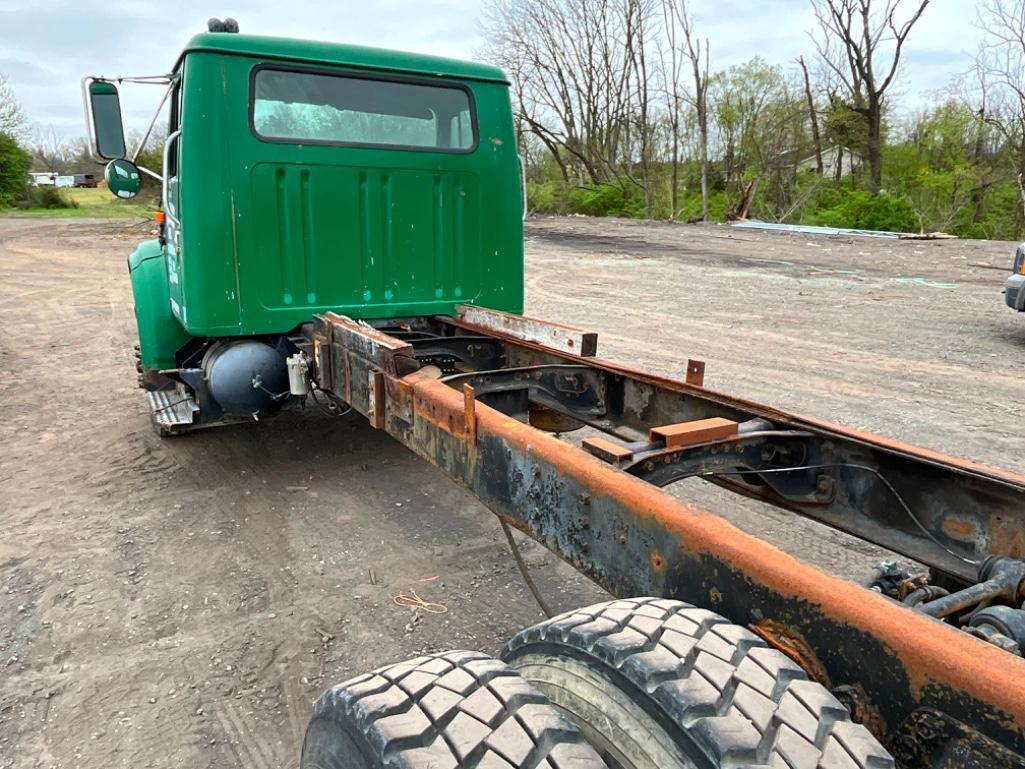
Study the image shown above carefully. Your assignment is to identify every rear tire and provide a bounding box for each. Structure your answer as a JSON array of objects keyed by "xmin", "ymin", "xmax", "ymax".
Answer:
[
  {"xmin": 301, "ymin": 650, "xmax": 608, "ymax": 769},
  {"xmin": 502, "ymin": 598, "xmax": 894, "ymax": 769}
]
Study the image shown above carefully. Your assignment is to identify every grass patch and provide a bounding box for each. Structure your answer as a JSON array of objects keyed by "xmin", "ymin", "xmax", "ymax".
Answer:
[{"xmin": 1, "ymin": 187, "xmax": 156, "ymax": 218}]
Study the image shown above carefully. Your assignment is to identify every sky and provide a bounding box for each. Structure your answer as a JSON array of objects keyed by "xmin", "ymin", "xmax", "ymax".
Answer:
[{"xmin": 0, "ymin": 0, "xmax": 982, "ymax": 141}]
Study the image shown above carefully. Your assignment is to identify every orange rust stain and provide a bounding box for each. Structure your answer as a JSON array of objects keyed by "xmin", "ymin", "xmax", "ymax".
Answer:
[
  {"xmin": 752, "ymin": 620, "xmax": 831, "ymax": 686},
  {"xmin": 408, "ymin": 377, "xmax": 1025, "ymax": 728},
  {"xmin": 442, "ymin": 324, "xmax": 1025, "ymax": 488},
  {"xmin": 402, "ymin": 369, "xmax": 441, "ymax": 386},
  {"xmin": 941, "ymin": 517, "xmax": 975, "ymax": 540},
  {"xmin": 834, "ymin": 681, "xmax": 887, "ymax": 741},
  {"xmin": 650, "ymin": 551, "xmax": 665, "ymax": 572},
  {"xmin": 991, "ymin": 516, "xmax": 1025, "ymax": 560}
]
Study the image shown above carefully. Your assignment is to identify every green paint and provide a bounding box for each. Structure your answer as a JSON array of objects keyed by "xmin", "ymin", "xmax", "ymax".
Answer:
[
  {"xmin": 128, "ymin": 239, "xmax": 192, "ymax": 370},
  {"xmin": 176, "ymin": 33, "xmax": 509, "ymax": 84},
  {"xmin": 104, "ymin": 159, "xmax": 141, "ymax": 199},
  {"xmin": 149, "ymin": 33, "xmax": 522, "ymax": 346}
]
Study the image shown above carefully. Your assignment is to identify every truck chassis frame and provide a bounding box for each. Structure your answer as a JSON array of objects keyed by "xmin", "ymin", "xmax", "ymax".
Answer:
[{"xmin": 300, "ymin": 306, "xmax": 1025, "ymax": 767}]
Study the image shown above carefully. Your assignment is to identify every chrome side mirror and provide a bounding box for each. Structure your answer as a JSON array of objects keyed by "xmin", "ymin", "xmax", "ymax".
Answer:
[{"xmin": 83, "ymin": 78, "xmax": 127, "ymax": 161}]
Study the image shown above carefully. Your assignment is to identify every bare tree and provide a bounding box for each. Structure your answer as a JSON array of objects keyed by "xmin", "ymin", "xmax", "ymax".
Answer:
[
  {"xmin": 29, "ymin": 125, "xmax": 71, "ymax": 174},
  {"xmin": 657, "ymin": 0, "xmax": 685, "ymax": 217},
  {"xmin": 0, "ymin": 73, "xmax": 27, "ymax": 138},
  {"xmin": 627, "ymin": 0, "xmax": 657, "ymax": 216},
  {"xmin": 483, "ymin": 0, "xmax": 642, "ymax": 187},
  {"xmin": 809, "ymin": 0, "xmax": 930, "ymax": 192},
  {"xmin": 973, "ymin": 0, "xmax": 1025, "ymax": 224},
  {"xmin": 797, "ymin": 56, "xmax": 824, "ymax": 174},
  {"xmin": 665, "ymin": 0, "xmax": 709, "ymax": 219}
]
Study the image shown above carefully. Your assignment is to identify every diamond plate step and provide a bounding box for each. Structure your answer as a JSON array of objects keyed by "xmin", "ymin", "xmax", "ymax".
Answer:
[{"xmin": 148, "ymin": 387, "xmax": 199, "ymax": 429}]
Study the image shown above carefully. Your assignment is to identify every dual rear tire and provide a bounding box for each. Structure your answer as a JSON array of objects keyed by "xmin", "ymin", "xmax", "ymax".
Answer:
[
  {"xmin": 301, "ymin": 598, "xmax": 894, "ymax": 769},
  {"xmin": 301, "ymin": 650, "xmax": 605, "ymax": 769}
]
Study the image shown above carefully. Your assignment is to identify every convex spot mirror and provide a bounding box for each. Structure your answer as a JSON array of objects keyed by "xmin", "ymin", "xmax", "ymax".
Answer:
[
  {"xmin": 105, "ymin": 158, "xmax": 141, "ymax": 199},
  {"xmin": 84, "ymin": 79, "xmax": 127, "ymax": 160}
]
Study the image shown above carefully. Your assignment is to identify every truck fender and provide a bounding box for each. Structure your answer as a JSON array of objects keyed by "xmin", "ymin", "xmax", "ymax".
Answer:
[{"xmin": 128, "ymin": 239, "xmax": 192, "ymax": 372}]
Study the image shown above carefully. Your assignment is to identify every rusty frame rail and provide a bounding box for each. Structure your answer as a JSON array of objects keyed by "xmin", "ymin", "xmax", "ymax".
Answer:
[{"xmin": 307, "ymin": 311, "xmax": 1025, "ymax": 764}]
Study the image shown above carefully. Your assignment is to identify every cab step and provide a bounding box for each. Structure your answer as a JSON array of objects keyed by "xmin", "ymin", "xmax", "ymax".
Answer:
[{"xmin": 147, "ymin": 386, "xmax": 199, "ymax": 434}]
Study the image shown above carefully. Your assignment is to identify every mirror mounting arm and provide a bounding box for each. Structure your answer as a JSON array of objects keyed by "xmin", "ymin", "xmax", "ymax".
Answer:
[
  {"xmin": 137, "ymin": 165, "xmax": 163, "ymax": 182},
  {"xmin": 109, "ymin": 74, "xmax": 173, "ymax": 85},
  {"xmin": 131, "ymin": 74, "xmax": 179, "ymax": 167}
]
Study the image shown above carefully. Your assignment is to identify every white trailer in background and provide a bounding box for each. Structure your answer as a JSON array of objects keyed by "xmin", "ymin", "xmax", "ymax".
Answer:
[{"xmin": 28, "ymin": 172, "xmax": 74, "ymax": 188}]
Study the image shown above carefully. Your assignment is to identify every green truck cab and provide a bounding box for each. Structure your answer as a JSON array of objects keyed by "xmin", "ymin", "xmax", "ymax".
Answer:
[{"xmin": 84, "ymin": 24, "xmax": 523, "ymax": 432}]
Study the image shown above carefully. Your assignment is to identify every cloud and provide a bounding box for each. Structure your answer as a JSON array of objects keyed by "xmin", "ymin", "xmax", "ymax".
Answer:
[
  {"xmin": 0, "ymin": 0, "xmax": 492, "ymax": 137},
  {"xmin": 0, "ymin": 0, "xmax": 978, "ymax": 140}
]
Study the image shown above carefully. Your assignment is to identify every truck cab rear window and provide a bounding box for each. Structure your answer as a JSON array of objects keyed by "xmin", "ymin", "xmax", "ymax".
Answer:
[{"xmin": 251, "ymin": 68, "xmax": 475, "ymax": 151}]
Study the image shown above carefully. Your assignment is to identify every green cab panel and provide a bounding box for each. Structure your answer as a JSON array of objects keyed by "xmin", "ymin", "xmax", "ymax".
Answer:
[
  {"xmin": 168, "ymin": 38, "xmax": 524, "ymax": 338},
  {"xmin": 247, "ymin": 164, "xmax": 484, "ymax": 315},
  {"xmin": 129, "ymin": 239, "xmax": 193, "ymax": 370}
]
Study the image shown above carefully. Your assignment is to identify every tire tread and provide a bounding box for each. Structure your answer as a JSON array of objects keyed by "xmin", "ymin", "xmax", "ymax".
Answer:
[
  {"xmin": 502, "ymin": 597, "xmax": 893, "ymax": 769},
  {"xmin": 303, "ymin": 651, "xmax": 607, "ymax": 769}
]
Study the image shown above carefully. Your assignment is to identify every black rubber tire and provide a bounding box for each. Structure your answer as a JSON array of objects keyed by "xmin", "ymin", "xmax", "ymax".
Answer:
[
  {"xmin": 502, "ymin": 598, "xmax": 894, "ymax": 769},
  {"xmin": 301, "ymin": 650, "xmax": 609, "ymax": 769}
]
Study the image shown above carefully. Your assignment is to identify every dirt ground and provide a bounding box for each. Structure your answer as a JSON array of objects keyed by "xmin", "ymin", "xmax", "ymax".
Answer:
[{"xmin": 2, "ymin": 215, "xmax": 1024, "ymax": 768}]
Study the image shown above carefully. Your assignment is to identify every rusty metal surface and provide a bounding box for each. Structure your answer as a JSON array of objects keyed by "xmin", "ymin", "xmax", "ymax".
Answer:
[
  {"xmin": 410, "ymin": 379, "xmax": 1025, "ymax": 755},
  {"xmin": 315, "ymin": 312, "xmax": 1025, "ymax": 759},
  {"xmin": 581, "ymin": 435, "xmax": 635, "ymax": 464},
  {"xmin": 751, "ymin": 619, "xmax": 831, "ymax": 686},
  {"xmin": 367, "ymin": 370, "xmax": 385, "ymax": 429},
  {"xmin": 318, "ymin": 312, "xmax": 416, "ymax": 375},
  {"xmin": 685, "ymin": 358, "xmax": 706, "ymax": 387},
  {"xmin": 649, "ymin": 417, "xmax": 739, "ymax": 449},
  {"xmin": 444, "ymin": 311, "xmax": 1025, "ymax": 487},
  {"xmin": 463, "ymin": 384, "xmax": 477, "ymax": 446},
  {"xmin": 440, "ymin": 314, "xmax": 1025, "ymax": 581},
  {"xmin": 892, "ymin": 709, "xmax": 1025, "ymax": 768},
  {"xmin": 454, "ymin": 304, "xmax": 598, "ymax": 356}
]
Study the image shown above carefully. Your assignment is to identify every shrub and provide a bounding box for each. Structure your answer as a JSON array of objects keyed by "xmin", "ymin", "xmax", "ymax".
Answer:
[
  {"xmin": 566, "ymin": 183, "xmax": 645, "ymax": 218},
  {"xmin": 803, "ymin": 187, "xmax": 918, "ymax": 233},
  {"xmin": 953, "ymin": 181, "xmax": 1021, "ymax": 241},
  {"xmin": 17, "ymin": 184, "xmax": 79, "ymax": 209},
  {"xmin": 677, "ymin": 190, "xmax": 728, "ymax": 222},
  {"xmin": 527, "ymin": 180, "xmax": 565, "ymax": 214},
  {"xmin": 0, "ymin": 132, "xmax": 32, "ymax": 207}
]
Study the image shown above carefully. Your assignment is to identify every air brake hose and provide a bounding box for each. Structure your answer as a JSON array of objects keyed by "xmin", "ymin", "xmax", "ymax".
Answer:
[{"xmin": 500, "ymin": 519, "xmax": 555, "ymax": 618}]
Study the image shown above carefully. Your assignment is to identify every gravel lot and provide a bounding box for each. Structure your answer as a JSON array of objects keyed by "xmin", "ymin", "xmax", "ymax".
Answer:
[{"xmin": 1, "ymin": 214, "xmax": 1023, "ymax": 768}]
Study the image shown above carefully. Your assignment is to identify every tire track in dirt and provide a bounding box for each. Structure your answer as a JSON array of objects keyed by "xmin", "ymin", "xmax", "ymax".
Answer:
[
  {"xmin": 216, "ymin": 700, "xmax": 281, "ymax": 769},
  {"xmin": 5, "ymin": 215, "xmax": 1024, "ymax": 768}
]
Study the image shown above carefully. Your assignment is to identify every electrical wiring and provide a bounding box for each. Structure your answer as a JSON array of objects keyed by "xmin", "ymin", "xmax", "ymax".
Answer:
[{"xmin": 704, "ymin": 462, "xmax": 980, "ymax": 566}]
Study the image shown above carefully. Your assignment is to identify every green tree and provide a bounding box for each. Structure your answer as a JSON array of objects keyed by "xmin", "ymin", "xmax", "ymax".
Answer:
[
  {"xmin": 822, "ymin": 97, "xmax": 869, "ymax": 181},
  {"xmin": 0, "ymin": 131, "xmax": 32, "ymax": 206},
  {"xmin": 708, "ymin": 58, "xmax": 806, "ymax": 217}
]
